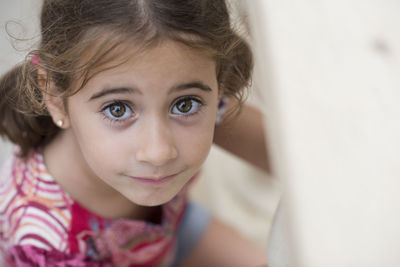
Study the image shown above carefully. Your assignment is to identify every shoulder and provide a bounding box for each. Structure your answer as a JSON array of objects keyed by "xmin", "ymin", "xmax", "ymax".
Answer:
[{"xmin": 0, "ymin": 150, "xmax": 72, "ymax": 252}]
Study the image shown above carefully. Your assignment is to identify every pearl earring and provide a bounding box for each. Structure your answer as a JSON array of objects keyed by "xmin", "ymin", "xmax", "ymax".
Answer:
[{"xmin": 56, "ymin": 120, "xmax": 64, "ymax": 127}]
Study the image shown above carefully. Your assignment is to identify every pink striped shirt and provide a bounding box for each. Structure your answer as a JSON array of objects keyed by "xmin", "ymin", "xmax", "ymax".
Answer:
[{"xmin": 0, "ymin": 149, "xmax": 187, "ymax": 266}]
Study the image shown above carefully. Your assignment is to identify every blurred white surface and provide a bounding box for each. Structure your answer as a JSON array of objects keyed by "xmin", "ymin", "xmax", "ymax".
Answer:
[
  {"xmin": 248, "ymin": 0, "xmax": 400, "ymax": 266},
  {"xmin": 193, "ymin": 145, "xmax": 280, "ymax": 247},
  {"xmin": 0, "ymin": 1, "xmax": 41, "ymax": 74},
  {"xmin": 0, "ymin": 140, "xmax": 12, "ymax": 167}
]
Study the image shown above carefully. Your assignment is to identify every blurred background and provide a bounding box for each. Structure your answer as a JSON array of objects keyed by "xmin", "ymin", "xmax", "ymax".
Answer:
[{"xmin": 246, "ymin": 0, "xmax": 400, "ymax": 266}]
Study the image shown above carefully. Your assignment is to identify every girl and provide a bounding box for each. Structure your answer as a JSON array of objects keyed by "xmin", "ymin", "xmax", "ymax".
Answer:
[{"xmin": 0, "ymin": 0, "xmax": 268, "ymax": 266}]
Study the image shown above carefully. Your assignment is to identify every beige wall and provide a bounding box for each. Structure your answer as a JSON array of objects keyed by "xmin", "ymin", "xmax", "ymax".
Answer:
[{"xmin": 247, "ymin": 0, "xmax": 400, "ymax": 266}]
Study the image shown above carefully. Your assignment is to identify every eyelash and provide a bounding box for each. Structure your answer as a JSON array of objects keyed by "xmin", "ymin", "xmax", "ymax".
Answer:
[{"xmin": 100, "ymin": 96, "xmax": 204, "ymax": 125}]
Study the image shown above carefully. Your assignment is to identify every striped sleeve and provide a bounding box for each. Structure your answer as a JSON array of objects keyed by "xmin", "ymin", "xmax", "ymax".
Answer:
[{"xmin": 0, "ymin": 152, "xmax": 72, "ymax": 254}]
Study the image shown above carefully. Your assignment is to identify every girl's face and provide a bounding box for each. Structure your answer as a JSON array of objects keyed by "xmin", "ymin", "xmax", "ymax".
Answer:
[{"xmin": 63, "ymin": 40, "xmax": 219, "ymax": 206}]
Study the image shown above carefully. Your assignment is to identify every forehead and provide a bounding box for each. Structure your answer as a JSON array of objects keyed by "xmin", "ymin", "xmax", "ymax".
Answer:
[
  {"xmin": 71, "ymin": 37, "xmax": 218, "ymax": 98},
  {"xmin": 73, "ymin": 31, "xmax": 217, "ymax": 91}
]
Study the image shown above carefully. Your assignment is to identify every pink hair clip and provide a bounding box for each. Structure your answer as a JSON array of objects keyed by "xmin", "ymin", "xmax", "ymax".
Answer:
[{"xmin": 31, "ymin": 55, "xmax": 40, "ymax": 65}]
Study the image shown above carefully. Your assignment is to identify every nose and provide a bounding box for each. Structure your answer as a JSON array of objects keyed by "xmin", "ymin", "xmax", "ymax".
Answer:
[{"xmin": 135, "ymin": 117, "xmax": 178, "ymax": 166}]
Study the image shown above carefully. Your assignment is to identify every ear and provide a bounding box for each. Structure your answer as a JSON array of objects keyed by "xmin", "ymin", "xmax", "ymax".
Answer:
[
  {"xmin": 45, "ymin": 93, "xmax": 70, "ymax": 129},
  {"xmin": 39, "ymin": 67, "xmax": 71, "ymax": 129}
]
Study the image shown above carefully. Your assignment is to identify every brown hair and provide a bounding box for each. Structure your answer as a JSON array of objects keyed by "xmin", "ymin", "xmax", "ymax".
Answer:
[{"xmin": 0, "ymin": 0, "xmax": 253, "ymax": 157}]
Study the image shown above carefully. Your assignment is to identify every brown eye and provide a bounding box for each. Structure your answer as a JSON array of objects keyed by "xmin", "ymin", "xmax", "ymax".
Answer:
[
  {"xmin": 176, "ymin": 99, "xmax": 192, "ymax": 113},
  {"xmin": 103, "ymin": 101, "xmax": 132, "ymax": 120},
  {"xmin": 109, "ymin": 102, "xmax": 126, "ymax": 117},
  {"xmin": 172, "ymin": 97, "xmax": 202, "ymax": 115}
]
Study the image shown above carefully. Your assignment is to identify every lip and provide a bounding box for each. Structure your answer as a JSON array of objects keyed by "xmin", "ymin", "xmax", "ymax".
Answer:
[{"xmin": 128, "ymin": 173, "xmax": 178, "ymax": 186}]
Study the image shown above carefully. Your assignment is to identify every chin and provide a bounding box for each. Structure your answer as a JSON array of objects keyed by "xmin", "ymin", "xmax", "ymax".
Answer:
[{"xmin": 128, "ymin": 192, "xmax": 177, "ymax": 207}]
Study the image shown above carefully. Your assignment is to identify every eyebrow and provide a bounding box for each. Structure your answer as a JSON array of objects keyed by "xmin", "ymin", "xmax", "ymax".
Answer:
[
  {"xmin": 172, "ymin": 82, "xmax": 213, "ymax": 93},
  {"xmin": 88, "ymin": 87, "xmax": 139, "ymax": 101},
  {"xmin": 88, "ymin": 81, "xmax": 212, "ymax": 101}
]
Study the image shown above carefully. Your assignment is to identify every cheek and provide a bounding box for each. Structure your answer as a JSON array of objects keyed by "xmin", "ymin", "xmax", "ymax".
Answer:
[
  {"xmin": 178, "ymin": 122, "xmax": 215, "ymax": 167},
  {"xmin": 183, "ymin": 104, "xmax": 218, "ymax": 164},
  {"xmin": 82, "ymin": 136, "xmax": 130, "ymax": 178},
  {"xmin": 69, "ymin": 112, "xmax": 128, "ymax": 173}
]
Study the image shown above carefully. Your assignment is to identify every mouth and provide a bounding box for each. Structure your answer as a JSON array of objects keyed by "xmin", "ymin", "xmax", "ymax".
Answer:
[{"xmin": 128, "ymin": 173, "xmax": 179, "ymax": 186}]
